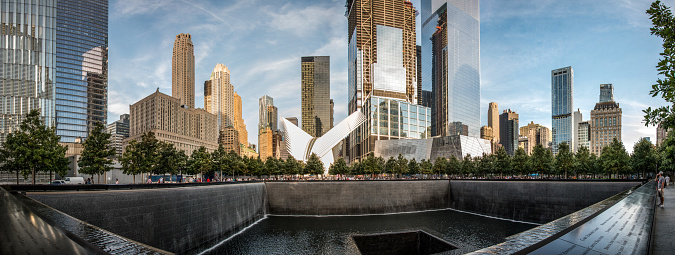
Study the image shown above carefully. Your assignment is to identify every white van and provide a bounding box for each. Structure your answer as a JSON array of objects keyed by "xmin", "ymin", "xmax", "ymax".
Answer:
[{"xmin": 64, "ymin": 177, "xmax": 85, "ymax": 185}]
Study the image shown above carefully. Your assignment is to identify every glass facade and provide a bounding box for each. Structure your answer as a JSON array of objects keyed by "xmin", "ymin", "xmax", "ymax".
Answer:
[
  {"xmin": 422, "ymin": 0, "xmax": 480, "ymax": 138},
  {"xmin": 258, "ymin": 95, "xmax": 275, "ymax": 132},
  {"xmin": 0, "ymin": 0, "xmax": 57, "ymax": 143},
  {"xmin": 54, "ymin": 0, "xmax": 108, "ymax": 143},
  {"xmin": 301, "ymin": 56, "xmax": 331, "ymax": 137},
  {"xmin": 551, "ymin": 66, "xmax": 574, "ymax": 154},
  {"xmin": 599, "ymin": 83, "xmax": 614, "ymax": 103},
  {"xmin": 371, "ymin": 25, "xmax": 406, "ymax": 95},
  {"xmin": 374, "ymin": 134, "xmax": 492, "ymax": 163}
]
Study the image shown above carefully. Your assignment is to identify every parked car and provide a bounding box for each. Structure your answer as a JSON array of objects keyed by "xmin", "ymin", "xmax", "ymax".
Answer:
[
  {"xmin": 64, "ymin": 177, "xmax": 85, "ymax": 184},
  {"xmin": 51, "ymin": 180, "xmax": 66, "ymax": 185}
]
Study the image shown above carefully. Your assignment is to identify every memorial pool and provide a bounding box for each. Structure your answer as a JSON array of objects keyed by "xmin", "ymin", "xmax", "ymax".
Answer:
[{"xmin": 204, "ymin": 209, "xmax": 537, "ymax": 254}]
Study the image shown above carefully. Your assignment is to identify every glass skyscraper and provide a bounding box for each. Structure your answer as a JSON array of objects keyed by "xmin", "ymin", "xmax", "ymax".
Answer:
[
  {"xmin": 551, "ymin": 66, "xmax": 574, "ymax": 154},
  {"xmin": 1, "ymin": 0, "xmax": 57, "ymax": 144},
  {"xmin": 421, "ymin": 0, "xmax": 480, "ymax": 138},
  {"xmin": 54, "ymin": 0, "xmax": 107, "ymax": 143},
  {"xmin": 301, "ymin": 56, "xmax": 331, "ymax": 137}
]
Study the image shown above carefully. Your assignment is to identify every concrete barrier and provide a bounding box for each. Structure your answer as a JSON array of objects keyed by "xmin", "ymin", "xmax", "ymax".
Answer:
[
  {"xmin": 447, "ymin": 180, "xmax": 640, "ymax": 223},
  {"xmin": 30, "ymin": 183, "xmax": 267, "ymax": 254},
  {"xmin": 266, "ymin": 180, "xmax": 449, "ymax": 215}
]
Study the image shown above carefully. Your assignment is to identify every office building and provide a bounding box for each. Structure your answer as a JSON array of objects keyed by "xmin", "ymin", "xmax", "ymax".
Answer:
[
  {"xmin": 348, "ymin": 96, "xmax": 431, "ymax": 162},
  {"xmin": 0, "ymin": 0, "xmax": 57, "ymax": 144},
  {"xmin": 552, "ymin": 66, "xmax": 574, "ymax": 154},
  {"xmin": 172, "ymin": 33, "xmax": 195, "ymax": 108},
  {"xmin": 519, "ymin": 121, "xmax": 551, "ymax": 155},
  {"xmin": 127, "ymin": 90, "xmax": 218, "ymax": 155},
  {"xmin": 577, "ymin": 121, "xmax": 591, "ymax": 150},
  {"xmin": 205, "ymin": 63, "xmax": 234, "ymax": 131},
  {"xmin": 53, "ymin": 0, "xmax": 109, "ymax": 143},
  {"xmin": 499, "ymin": 109, "xmax": 519, "ymax": 156},
  {"xmin": 1, "ymin": 0, "xmax": 108, "ymax": 144},
  {"xmin": 233, "ymin": 92, "xmax": 248, "ymax": 147},
  {"xmin": 219, "ymin": 126, "xmax": 240, "ymax": 155},
  {"xmin": 480, "ymin": 126, "xmax": 493, "ymax": 141},
  {"xmin": 259, "ymin": 95, "xmax": 276, "ymax": 132},
  {"xmin": 422, "ymin": 0, "xmax": 481, "ymax": 137},
  {"xmin": 488, "ymin": 102, "xmax": 499, "ymax": 144},
  {"xmin": 285, "ymin": 117, "xmax": 299, "ymax": 127},
  {"xmin": 573, "ymin": 109, "xmax": 583, "ymax": 152},
  {"xmin": 301, "ymin": 56, "xmax": 332, "ymax": 137},
  {"xmin": 107, "ymin": 114, "xmax": 130, "ymax": 157},
  {"xmin": 657, "ymin": 122, "xmax": 671, "ymax": 147},
  {"xmin": 590, "ymin": 85, "xmax": 622, "ymax": 155},
  {"xmin": 259, "ymin": 127, "xmax": 282, "ymax": 160},
  {"xmin": 346, "ymin": 0, "xmax": 417, "ymax": 114}
]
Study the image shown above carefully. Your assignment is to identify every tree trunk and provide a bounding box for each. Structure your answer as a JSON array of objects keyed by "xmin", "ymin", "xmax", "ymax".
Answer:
[
  {"xmin": 16, "ymin": 171, "xmax": 19, "ymax": 185},
  {"xmin": 133, "ymin": 174, "xmax": 136, "ymax": 184},
  {"xmin": 32, "ymin": 168, "xmax": 36, "ymax": 185}
]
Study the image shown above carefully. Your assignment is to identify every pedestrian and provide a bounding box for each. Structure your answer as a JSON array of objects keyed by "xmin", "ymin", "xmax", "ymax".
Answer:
[
  {"xmin": 147, "ymin": 178, "xmax": 152, "ymax": 184},
  {"xmin": 657, "ymin": 171, "xmax": 665, "ymax": 208},
  {"xmin": 666, "ymin": 175, "xmax": 671, "ymax": 188},
  {"xmin": 115, "ymin": 179, "xmax": 119, "ymax": 184}
]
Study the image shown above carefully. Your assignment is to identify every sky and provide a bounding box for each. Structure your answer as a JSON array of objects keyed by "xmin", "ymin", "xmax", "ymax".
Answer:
[{"xmin": 108, "ymin": 0, "xmax": 674, "ymax": 153}]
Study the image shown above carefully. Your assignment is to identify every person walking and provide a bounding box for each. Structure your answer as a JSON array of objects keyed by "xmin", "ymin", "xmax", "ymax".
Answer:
[
  {"xmin": 657, "ymin": 171, "xmax": 665, "ymax": 208},
  {"xmin": 666, "ymin": 175, "xmax": 671, "ymax": 188},
  {"xmin": 115, "ymin": 179, "xmax": 119, "ymax": 184}
]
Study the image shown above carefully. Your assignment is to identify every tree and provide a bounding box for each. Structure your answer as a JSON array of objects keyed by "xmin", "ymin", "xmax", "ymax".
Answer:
[
  {"xmin": 461, "ymin": 155, "xmax": 475, "ymax": 177},
  {"xmin": 432, "ymin": 157, "xmax": 447, "ymax": 177},
  {"xmin": 284, "ymin": 155, "xmax": 300, "ymax": 177},
  {"xmin": 447, "ymin": 155, "xmax": 461, "ymax": 178},
  {"xmin": 138, "ymin": 132, "xmax": 160, "ymax": 181},
  {"xmin": 420, "ymin": 159, "xmax": 433, "ymax": 176},
  {"xmin": 394, "ymin": 154, "xmax": 409, "ymax": 178},
  {"xmin": 494, "ymin": 147, "xmax": 512, "ymax": 178},
  {"xmin": 154, "ymin": 142, "xmax": 182, "ymax": 179},
  {"xmin": 0, "ymin": 109, "xmax": 68, "ymax": 184},
  {"xmin": 188, "ymin": 146, "xmax": 211, "ymax": 179},
  {"xmin": 531, "ymin": 144, "xmax": 552, "ymax": 178},
  {"xmin": 229, "ymin": 151, "xmax": 245, "ymax": 179},
  {"xmin": 600, "ymin": 138, "xmax": 631, "ymax": 179},
  {"xmin": 575, "ymin": 146, "xmax": 593, "ymax": 178},
  {"xmin": 121, "ymin": 140, "xmax": 142, "ymax": 183},
  {"xmin": 384, "ymin": 157, "xmax": 397, "ymax": 176},
  {"xmin": 644, "ymin": 1, "xmax": 675, "ymax": 130},
  {"xmin": 329, "ymin": 157, "xmax": 349, "ymax": 178},
  {"xmin": 305, "ymin": 153, "xmax": 324, "ymax": 176},
  {"xmin": 554, "ymin": 142, "xmax": 575, "ymax": 179},
  {"xmin": 660, "ymin": 132, "xmax": 675, "ymax": 174},
  {"xmin": 407, "ymin": 158, "xmax": 420, "ymax": 176},
  {"xmin": 631, "ymin": 138, "xmax": 658, "ymax": 178},
  {"xmin": 362, "ymin": 152, "xmax": 381, "ymax": 178},
  {"xmin": 512, "ymin": 147, "xmax": 530, "ymax": 177},
  {"xmin": 211, "ymin": 146, "xmax": 229, "ymax": 180},
  {"xmin": 78, "ymin": 122, "xmax": 116, "ymax": 184},
  {"xmin": 476, "ymin": 154, "xmax": 494, "ymax": 178},
  {"xmin": 265, "ymin": 157, "xmax": 280, "ymax": 179}
]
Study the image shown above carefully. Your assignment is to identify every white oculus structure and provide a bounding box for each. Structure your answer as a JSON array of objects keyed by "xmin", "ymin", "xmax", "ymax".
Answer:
[{"xmin": 281, "ymin": 111, "xmax": 367, "ymax": 174}]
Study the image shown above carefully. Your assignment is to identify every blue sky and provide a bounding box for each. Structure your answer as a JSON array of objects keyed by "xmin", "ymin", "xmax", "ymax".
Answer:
[{"xmin": 108, "ymin": 0, "xmax": 673, "ymax": 152}]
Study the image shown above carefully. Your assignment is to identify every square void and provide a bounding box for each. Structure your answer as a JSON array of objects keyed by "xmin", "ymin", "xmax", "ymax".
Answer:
[{"xmin": 352, "ymin": 230, "xmax": 457, "ymax": 255}]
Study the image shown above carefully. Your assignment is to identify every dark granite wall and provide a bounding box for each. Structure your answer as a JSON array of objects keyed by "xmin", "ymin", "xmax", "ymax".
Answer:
[
  {"xmin": 447, "ymin": 181, "xmax": 640, "ymax": 224},
  {"xmin": 30, "ymin": 183, "xmax": 267, "ymax": 254},
  {"xmin": 266, "ymin": 181, "xmax": 449, "ymax": 215}
]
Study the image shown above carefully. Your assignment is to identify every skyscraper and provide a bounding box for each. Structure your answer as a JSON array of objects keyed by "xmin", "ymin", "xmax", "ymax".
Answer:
[
  {"xmin": 422, "ymin": 0, "xmax": 480, "ymax": 137},
  {"xmin": 590, "ymin": 85, "xmax": 622, "ymax": 155},
  {"xmin": 55, "ymin": 0, "xmax": 108, "ymax": 143},
  {"xmin": 107, "ymin": 114, "xmax": 130, "ymax": 157},
  {"xmin": 551, "ymin": 66, "xmax": 574, "ymax": 154},
  {"xmin": 0, "ymin": 0, "xmax": 57, "ymax": 144},
  {"xmin": 488, "ymin": 102, "xmax": 499, "ymax": 144},
  {"xmin": 573, "ymin": 109, "xmax": 583, "ymax": 152},
  {"xmin": 599, "ymin": 84, "xmax": 614, "ymax": 103},
  {"xmin": 172, "ymin": 33, "xmax": 195, "ymax": 108},
  {"xmin": 233, "ymin": 92, "xmax": 248, "ymax": 147},
  {"xmin": 301, "ymin": 56, "xmax": 331, "ymax": 137},
  {"xmin": 259, "ymin": 95, "xmax": 276, "ymax": 132},
  {"xmin": 204, "ymin": 64, "xmax": 234, "ymax": 131},
  {"xmin": 499, "ymin": 109, "xmax": 519, "ymax": 156},
  {"xmin": 519, "ymin": 121, "xmax": 551, "ymax": 155},
  {"xmin": 347, "ymin": 0, "xmax": 417, "ymax": 114},
  {"xmin": 0, "ymin": 0, "xmax": 109, "ymax": 144},
  {"xmin": 416, "ymin": 45, "xmax": 423, "ymax": 105}
]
